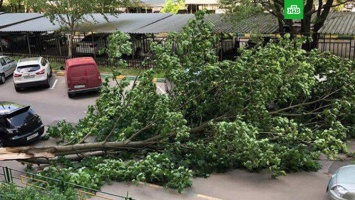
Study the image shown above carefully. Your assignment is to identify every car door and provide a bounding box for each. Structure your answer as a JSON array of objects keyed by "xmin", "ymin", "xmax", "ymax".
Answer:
[
  {"xmin": 0, "ymin": 58, "xmax": 5, "ymax": 76},
  {"xmin": 3, "ymin": 57, "xmax": 16, "ymax": 77}
]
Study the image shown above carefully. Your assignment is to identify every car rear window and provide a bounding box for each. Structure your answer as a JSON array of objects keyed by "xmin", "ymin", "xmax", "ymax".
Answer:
[
  {"xmin": 6, "ymin": 109, "xmax": 35, "ymax": 127},
  {"xmin": 17, "ymin": 65, "xmax": 40, "ymax": 73}
]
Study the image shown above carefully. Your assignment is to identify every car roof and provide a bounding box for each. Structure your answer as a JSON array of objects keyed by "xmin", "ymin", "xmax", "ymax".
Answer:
[
  {"xmin": 65, "ymin": 57, "xmax": 96, "ymax": 67},
  {"xmin": 0, "ymin": 101, "xmax": 26, "ymax": 115},
  {"xmin": 0, "ymin": 56, "xmax": 8, "ymax": 59},
  {"xmin": 17, "ymin": 57, "xmax": 42, "ymax": 66}
]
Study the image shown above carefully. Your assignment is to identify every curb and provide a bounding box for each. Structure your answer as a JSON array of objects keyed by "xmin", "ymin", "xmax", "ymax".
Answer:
[{"xmin": 55, "ymin": 70, "xmax": 65, "ymax": 76}]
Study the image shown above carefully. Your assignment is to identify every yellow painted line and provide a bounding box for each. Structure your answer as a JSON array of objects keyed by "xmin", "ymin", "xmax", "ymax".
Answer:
[
  {"xmin": 116, "ymin": 75, "xmax": 126, "ymax": 80},
  {"xmin": 56, "ymin": 71, "xmax": 65, "ymax": 76},
  {"xmin": 197, "ymin": 194, "xmax": 224, "ymax": 200}
]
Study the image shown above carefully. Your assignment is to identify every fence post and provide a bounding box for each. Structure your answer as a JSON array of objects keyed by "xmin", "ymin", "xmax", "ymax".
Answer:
[{"xmin": 4, "ymin": 167, "xmax": 13, "ymax": 183}]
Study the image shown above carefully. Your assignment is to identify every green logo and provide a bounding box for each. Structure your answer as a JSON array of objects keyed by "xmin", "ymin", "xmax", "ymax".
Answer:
[{"xmin": 284, "ymin": 0, "xmax": 304, "ymax": 19}]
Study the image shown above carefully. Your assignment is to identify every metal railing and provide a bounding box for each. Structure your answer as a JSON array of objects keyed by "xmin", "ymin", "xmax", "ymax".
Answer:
[{"xmin": 0, "ymin": 166, "xmax": 134, "ymax": 200}]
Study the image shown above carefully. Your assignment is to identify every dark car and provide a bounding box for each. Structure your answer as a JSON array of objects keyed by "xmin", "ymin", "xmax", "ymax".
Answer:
[
  {"xmin": 0, "ymin": 102, "xmax": 44, "ymax": 147},
  {"xmin": 0, "ymin": 35, "xmax": 27, "ymax": 50},
  {"xmin": 29, "ymin": 31, "xmax": 67, "ymax": 51}
]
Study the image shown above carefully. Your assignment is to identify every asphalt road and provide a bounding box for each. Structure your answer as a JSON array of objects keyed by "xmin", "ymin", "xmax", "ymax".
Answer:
[{"xmin": 0, "ymin": 74, "xmax": 348, "ymax": 200}]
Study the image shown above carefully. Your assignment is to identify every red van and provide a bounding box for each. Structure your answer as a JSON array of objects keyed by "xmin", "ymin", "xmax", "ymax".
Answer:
[{"xmin": 65, "ymin": 57, "xmax": 102, "ymax": 98}]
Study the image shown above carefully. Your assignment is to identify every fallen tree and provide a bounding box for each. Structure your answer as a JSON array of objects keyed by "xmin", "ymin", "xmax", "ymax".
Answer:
[{"xmin": 2, "ymin": 12, "xmax": 355, "ymax": 193}]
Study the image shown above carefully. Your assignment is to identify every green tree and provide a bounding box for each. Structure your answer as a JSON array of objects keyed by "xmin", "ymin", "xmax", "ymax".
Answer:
[
  {"xmin": 160, "ymin": 0, "xmax": 184, "ymax": 14},
  {"xmin": 28, "ymin": 0, "xmax": 128, "ymax": 58},
  {"xmin": 6, "ymin": 12, "xmax": 355, "ymax": 192}
]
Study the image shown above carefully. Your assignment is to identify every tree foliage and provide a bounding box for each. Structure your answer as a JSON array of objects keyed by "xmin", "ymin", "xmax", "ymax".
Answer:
[
  {"xmin": 0, "ymin": 183, "xmax": 77, "ymax": 200},
  {"xmin": 35, "ymin": 12, "xmax": 355, "ymax": 192},
  {"xmin": 160, "ymin": 0, "xmax": 185, "ymax": 14}
]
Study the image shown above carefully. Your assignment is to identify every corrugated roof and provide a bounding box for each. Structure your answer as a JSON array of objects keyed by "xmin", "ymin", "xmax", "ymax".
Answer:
[
  {"xmin": 77, "ymin": 13, "xmax": 172, "ymax": 33},
  {"xmin": 0, "ymin": 13, "xmax": 43, "ymax": 28},
  {"xmin": 133, "ymin": 14, "xmax": 195, "ymax": 33},
  {"xmin": 0, "ymin": 15, "xmax": 61, "ymax": 32},
  {"xmin": 318, "ymin": 12, "xmax": 355, "ymax": 35},
  {"xmin": 204, "ymin": 14, "xmax": 278, "ymax": 34},
  {"xmin": 130, "ymin": 14, "xmax": 279, "ymax": 34},
  {"xmin": 0, "ymin": 12, "xmax": 354, "ymax": 35},
  {"xmin": 140, "ymin": 0, "xmax": 165, "ymax": 6}
]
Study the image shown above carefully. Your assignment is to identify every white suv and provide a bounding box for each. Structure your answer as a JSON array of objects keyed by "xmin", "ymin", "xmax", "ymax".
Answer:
[{"xmin": 13, "ymin": 57, "xmax": 52, "ymax": 92}]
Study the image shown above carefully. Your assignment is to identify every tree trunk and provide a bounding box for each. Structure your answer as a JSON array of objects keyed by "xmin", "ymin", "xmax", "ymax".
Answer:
[
  {"xmin": 312, "ymin": 0, "xmax": 334, "ymax": 46},
  {"xmin": 0, "ymin": 141, "xmax": 153, "ymax": 161}
]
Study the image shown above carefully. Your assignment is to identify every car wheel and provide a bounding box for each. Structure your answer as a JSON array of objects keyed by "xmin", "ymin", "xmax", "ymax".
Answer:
[
  {"xmin": 14, "ymin": 85, "xmax": 21, "ymax": 92},
  {"xmin": 44, "ymin": 78, "xmax": 50, "ymax": 88},
  {"xmin": 0, "ymin": 74, "xmax": 5, "ymax": 84},
  {"xmin": 68, "ymin": 92, "xmax": 74, "ymax": 98},
  {"xmin": 49, "ymin": 67, "xmax": 53, "ymax": 78}
]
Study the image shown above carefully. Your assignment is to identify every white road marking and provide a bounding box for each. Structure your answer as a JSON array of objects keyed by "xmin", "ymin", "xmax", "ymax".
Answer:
[
  {"xmin": 50, "ymin": 79, "xmax": 58, "ymax": 89},
  {"xmin": 197, "ymin": 194, "xmax": 224, "ymax": 200}
]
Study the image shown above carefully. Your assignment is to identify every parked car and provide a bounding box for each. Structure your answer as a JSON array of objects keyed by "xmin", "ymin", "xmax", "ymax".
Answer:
[
  {"xmin": 29, "ymin": 31, "xmax": 67, "ymax": 51},
  {"xmin": 327, "ymin": 164, "xmax": 355, "ymax": 200},
  {"xmin": 75, "ymin": 33, "xmax": 109, "ymax": 55},
  {"xmin": 0, "ymin": 35, "xmax": 27, "ymax": 50},
  {"xmin": 0, "ymin": 101, "xmax": 44, "ymax": 147},
  {"xmin": 13, "ymin": 57, "xmax": 52, "ymax": 92},
  {"xmin": 0, "ymin": 56, "xmax": 17, "ymax": 84},
  {"xmin": 65, "ymin": 57, "xmax": 102, "ymax": 98}
]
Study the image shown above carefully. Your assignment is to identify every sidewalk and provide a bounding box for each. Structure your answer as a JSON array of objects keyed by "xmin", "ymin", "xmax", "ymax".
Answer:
[{"xmin": 97, "ymin": 140, "xmax": 355, "ymax": 200}]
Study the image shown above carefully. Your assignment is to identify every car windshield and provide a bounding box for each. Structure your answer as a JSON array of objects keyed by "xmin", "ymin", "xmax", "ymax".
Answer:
[
  {"xmin": 6, "ymin": 110, "xmax": 35, "ymax": 127},
  {"xmin": 17, "ymin": 65, "xmax": 40, "ymax": 73}
]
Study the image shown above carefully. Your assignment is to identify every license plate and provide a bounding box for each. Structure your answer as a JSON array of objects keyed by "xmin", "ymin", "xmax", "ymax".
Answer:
[
  {"xmin": 24, "ymin": 75, "xmax": 35, "ymax": 79},
  {"xmin": 74, "ymin": 84, "xmax": 85, "ymax": 89},
  {"xmin": 27, "ymin": 132, "xmax": 39, "ymax": 140}
]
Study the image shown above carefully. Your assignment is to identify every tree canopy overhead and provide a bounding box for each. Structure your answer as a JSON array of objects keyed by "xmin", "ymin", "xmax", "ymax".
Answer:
[{"xmin": 4, "ymin": 12, "xmax": 355, "ymax": 194}]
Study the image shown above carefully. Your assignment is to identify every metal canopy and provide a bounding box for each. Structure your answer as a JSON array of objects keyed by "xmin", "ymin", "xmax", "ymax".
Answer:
[
  {"xmin": 318, "ymin": 12, "xmax": 355, "ymax": 35},
  {"xmin": 0, "ymin": 13, "xmax": 43, "ymax": 29},
  {"xmin": 133, "ymin": 14, "xmax": 195, "ymax": 34},
  {"xmin": 76, "ymin": 13, "xmax": 172, "ymax": 33},
  {"xmin": 0, "ymin": 12, "xmax": 354, "ymax": 35}
]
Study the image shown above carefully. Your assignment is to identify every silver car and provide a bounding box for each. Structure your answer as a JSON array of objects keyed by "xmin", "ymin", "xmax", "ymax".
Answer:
[
  {"xmin": 327, "ymin": 165, "xmax": 355, "ymax": 200},
  {"xmin": 0, "ymin": 56, "xmax": 17, "ymax": 84}
]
